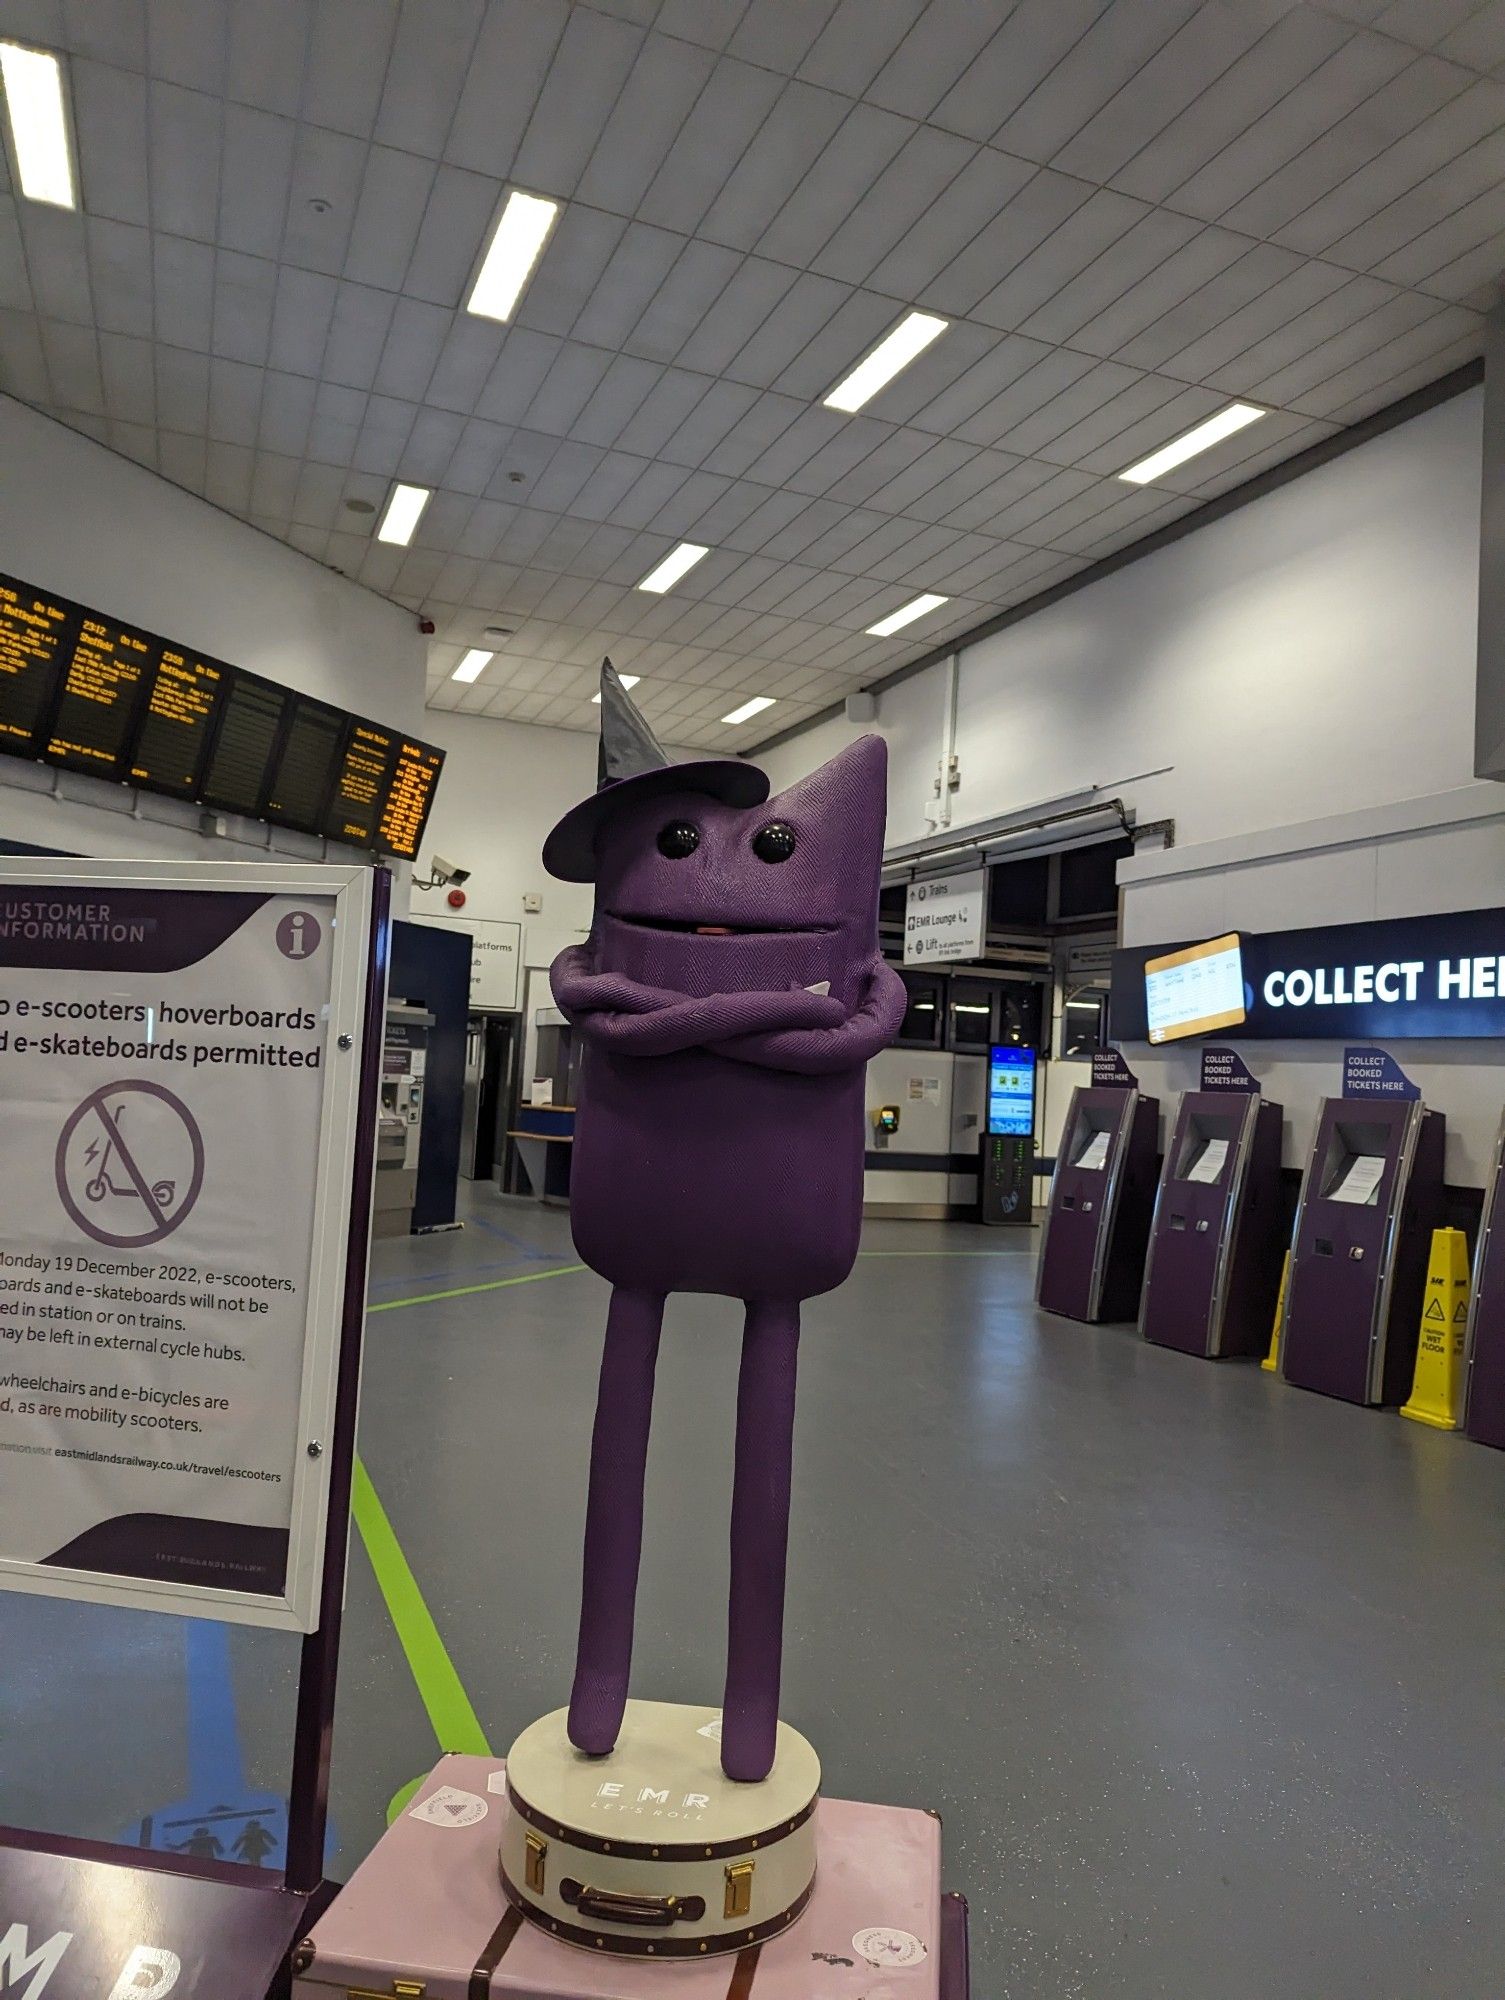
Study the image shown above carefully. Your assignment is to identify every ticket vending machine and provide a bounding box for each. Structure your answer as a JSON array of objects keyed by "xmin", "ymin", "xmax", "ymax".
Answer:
[
  {"xmin": 1037, "ymin": 1086, "xmax": 1159, "ymax": 1322},
  {"xmin": 1464, "ymin": 1113, "xmax": 1505, "ymax": 1449},
  {"xmin": 1139, "ymin": 1091, "xmax": 1285, "ymax": 1359},
  {"xmin": 1281, "ymin": 1096, "xmax": 1444, "ymax": 1405},
  {"xmin": 981, "ymin": 1043, "xmax": 1036, "ymax": 1226}
]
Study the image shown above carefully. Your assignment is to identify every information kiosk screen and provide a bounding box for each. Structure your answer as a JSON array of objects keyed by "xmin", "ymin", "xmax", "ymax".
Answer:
[
  {"xmin": 1145, "ymin": 933, "xmax": 1246, "ymax": 1044},
  {"xmin": 988, "ymin": 1045, "xmax": 1036, "ymax": 1136}
]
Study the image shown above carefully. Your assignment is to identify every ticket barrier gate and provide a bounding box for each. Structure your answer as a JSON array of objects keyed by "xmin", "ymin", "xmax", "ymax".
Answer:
[
  {"xmin": 1465, "ymin": 1113, "xmax": 1505, "ymax": 1448},
  {"xmin": 1037, "ymin": 1086, "xmax": 1159, "ymax": 1323},
  {"xmin": 1140, "ymin": 1091, "xmax": 1285, "ymax": 1359},
  {"xmin": 1281, "ymin": 1096, "xmax": 1444, "ymax": 1405}
]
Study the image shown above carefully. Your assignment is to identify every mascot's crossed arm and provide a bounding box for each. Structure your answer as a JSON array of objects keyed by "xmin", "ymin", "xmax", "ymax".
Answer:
[{"xmin": 542, "ymin": 661, "xmax": 905, "ymax": 1783}]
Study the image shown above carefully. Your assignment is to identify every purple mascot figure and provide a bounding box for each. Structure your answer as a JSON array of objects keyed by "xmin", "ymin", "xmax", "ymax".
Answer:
[{"xmin": 543, "ymin": 662, "xmax": 906, "ymax": 1784}]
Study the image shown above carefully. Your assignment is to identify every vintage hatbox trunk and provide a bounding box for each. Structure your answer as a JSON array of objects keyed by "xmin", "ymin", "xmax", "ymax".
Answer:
[
  {"xmin": 500, "ymin": 1702, "xmax": 818, "ymax": 1957},
  {"xmin": 293, "ymin": 1751, "xmax": 971, "ymax": 1999}
]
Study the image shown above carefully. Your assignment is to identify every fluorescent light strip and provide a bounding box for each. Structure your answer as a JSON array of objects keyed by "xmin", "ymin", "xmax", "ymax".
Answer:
[
  {"xmin": 637, "ymin": 543, "xmax": 709, "ymax": 594},
  {"xmin": 467, "ymin": 188, "xmax": 560, "ymax": 323},
  {"xmin": 1118, "ymin": 403, "xmax": 1266, "ymax": 485},
  {"xmin": 866, "ymin": 593, "xmax": 949, "ymax": 638},
  {"xmin": 0, "ymin": 42, "xmax": 75, "ymax": 208},
  {"xmin": 376, "ymin": 482, "xmax": 431, "ymax": 546},
  {"xmin": 722, "ymin": 696, "xmax": 776, "ymax": 725},
  {"xmin": 823, "ymin": 311, "xmax": 948, "ymax": 415},
  {"xmin": 451, "ymin": 649, "xmax": 493, "ymax": 684},
  {"xmin": 592, "ymin": 674, "xmax": 640, "ymax": 703}
]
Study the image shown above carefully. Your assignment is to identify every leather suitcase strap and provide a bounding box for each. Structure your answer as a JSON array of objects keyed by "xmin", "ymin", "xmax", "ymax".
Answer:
[
  {"xmin": 470, "ymin": 1905, "xmax": 525, "ymax": 1997},
  {"xmin": 725, "ymin": 1944, "xmax": 761, "ymax": 1998}
]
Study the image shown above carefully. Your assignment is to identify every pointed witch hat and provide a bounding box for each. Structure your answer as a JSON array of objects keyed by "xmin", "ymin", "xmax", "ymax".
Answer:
[{"xmin": 542, "ymin": 659, "xmax": 770, "ymax": 882}]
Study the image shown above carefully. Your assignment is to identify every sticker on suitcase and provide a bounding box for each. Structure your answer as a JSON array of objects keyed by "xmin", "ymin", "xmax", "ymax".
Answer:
[
  {"xmin": 854, "ymin": 1925, "xmax": 929, "ymax": 1968},
  {"xmin": 408, "ymin": 1785, "xmax": 489, "ymax": 1828}
]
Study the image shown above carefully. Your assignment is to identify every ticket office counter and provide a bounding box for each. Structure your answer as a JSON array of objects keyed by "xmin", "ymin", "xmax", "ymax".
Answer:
[
  {"xmin": 1140, "ymin": 1092, "xmax": 1284, "ymax": 1360},
  {"xmin": 1281, "ymin": 1097, "xmax": 1444, "ymax": 1406},
  {"xmin": 1037, "ymin": 1086, "xmax": 1159, "ymax": 1324}
]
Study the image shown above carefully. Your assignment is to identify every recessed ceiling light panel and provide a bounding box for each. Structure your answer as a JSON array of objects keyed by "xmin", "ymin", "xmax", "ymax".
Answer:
[
  {"xmin": 375, "ymin": 482, "xmax": 431, "ymax": 546},
  {"xmin": 451, "ymin": 648, "xmax": 494, "ymax": 683},
  {"xmin": 823, "ymin": 311, "xmax": 948, "ymax": 415},
  {"xmin": 467, "ymin": 188, "xmax": 560, "ymax": 323},
  {"xmin": 866, "ymin": 593, "xmax": 949, "ymax": 638},
  {"xmin": 636, "ymin": 543, "xmax": 709, "ymax": 594},
  {"xmin": 722, "ymin": 695, "xmax": 776, "ymax": 725},
  {"xmin": 1117, "ymin": 403, "xmax": 1266, "ymax": 485},
  {"xmin": 0, "ymin": 41, "xmax": 76, "ymax": 209}
]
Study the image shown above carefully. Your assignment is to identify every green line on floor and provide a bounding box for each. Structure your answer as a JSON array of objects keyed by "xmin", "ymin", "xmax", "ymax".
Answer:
[
  {"xmin": 368, "ymin": 1262, "xmax": 586, "ymax": 1314},
  {"xmin": 351, "ymin": 1456, "xmax": 492, "ymax": 1823}
]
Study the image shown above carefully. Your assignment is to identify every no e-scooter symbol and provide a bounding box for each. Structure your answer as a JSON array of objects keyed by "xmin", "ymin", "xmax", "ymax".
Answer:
[{"xmin": 55, "ymin": 1081, "xmax": 205, "ymax": 1248}]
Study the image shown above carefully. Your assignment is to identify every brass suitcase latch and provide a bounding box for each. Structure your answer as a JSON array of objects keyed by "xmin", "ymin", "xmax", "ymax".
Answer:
[
  {"xmin": 724, "ymin": 1861, "xmax": 756, "ymax": 1919},
  {"xmin": 346, "ymin": 1984, "xmax": 426, "ymax": 1999}
]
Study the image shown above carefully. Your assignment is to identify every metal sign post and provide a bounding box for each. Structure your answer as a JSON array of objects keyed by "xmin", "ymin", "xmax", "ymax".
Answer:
[{"xmin": 0, "ymin": 859, "xmax": 390, "ymax": 1999}]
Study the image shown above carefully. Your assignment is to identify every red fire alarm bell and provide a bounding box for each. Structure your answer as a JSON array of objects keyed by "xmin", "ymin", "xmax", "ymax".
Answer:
[{"xmin": 447, "ymin": 888, "xmax": 467, "ymax": 910}]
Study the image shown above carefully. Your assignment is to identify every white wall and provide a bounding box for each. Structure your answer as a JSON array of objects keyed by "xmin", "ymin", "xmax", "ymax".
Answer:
[
  {"xmin": 760, "ymin": 389, "xmax": 1484, "ymax": 853},
  {"xmin": 0, "ymin": 396, "xmax": 424, "ymax": 877},
  {"xmin": 416, "ymin": 710, "xmax": 600, "ymax": 942},
  {"xmin": 759, "ymin": 383, "xmax": 1501, "ymax": 1181}
]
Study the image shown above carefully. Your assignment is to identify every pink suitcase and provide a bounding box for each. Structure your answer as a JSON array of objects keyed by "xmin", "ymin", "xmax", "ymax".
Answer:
[{"xmin": 294, "ymin": 1755, "xmax": 971, "ymax": 1999}]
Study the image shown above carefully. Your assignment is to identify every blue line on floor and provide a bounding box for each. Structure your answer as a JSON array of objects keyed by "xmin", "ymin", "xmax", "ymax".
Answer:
[
  {"xmin": 464, "ymin": 1213, "xmax": 558, "ymax": 1259},
  {"xmin": 367, "ymin": 1252, "xmax": 538, "ymax": 1291},
  {"xmin": 185, "ymin": 1618, "xmax": 244, "ymax": 1804}
]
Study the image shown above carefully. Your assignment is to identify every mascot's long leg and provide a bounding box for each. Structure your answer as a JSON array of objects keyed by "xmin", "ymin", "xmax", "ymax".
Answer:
[
  {"xmin": 568, "ymin": 1286, "xmax": 665, "ymax": 1756},
  {"xmin": 721, "ymin": 1298, "xmax": 801, "ymax": 1783}
]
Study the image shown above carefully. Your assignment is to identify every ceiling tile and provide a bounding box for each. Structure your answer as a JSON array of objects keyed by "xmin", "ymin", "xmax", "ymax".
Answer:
[
  {"xmin": 574, "ymin": 33, "xmax": 720, "ymax": 215},
  {"xmin": 928, "ymin": 0, "xmax": 1104, "ymax": 142}
]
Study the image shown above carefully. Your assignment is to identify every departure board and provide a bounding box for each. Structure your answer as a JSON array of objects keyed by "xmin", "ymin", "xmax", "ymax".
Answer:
[
  {"xmin": 130, "ymin": 647, "xmax": 223, "ymax": 795},
  {"xmin": 0, "ymin": 576, "xmax": 76, "ymax": 751},
  {"xmin": 200, "ymin": 673, "xmax": 286, "ymax": 816},
  {"xmin": 0, "ymin": 568, "xmax": 445, "ymax": 858},
  {"xmin": 45, "ymin": 614, "xmax": 158, "ymax": 773},
  {"xmin": 325, "ymin": 721, "xmax": 396, "ymax": 847},
  {"xmin": 265, "ymin": 695, "xmax": 346, "ymax": 832},
  {"xmin": 378, "ymin": 740, "xmax": 444, "ymax": 861}
]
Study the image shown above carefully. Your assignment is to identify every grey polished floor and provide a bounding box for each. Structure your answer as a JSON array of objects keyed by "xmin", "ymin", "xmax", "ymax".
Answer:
[{"xmin": 6, "ymin": 1185, "xmax": 1505, "ymax": 1997}]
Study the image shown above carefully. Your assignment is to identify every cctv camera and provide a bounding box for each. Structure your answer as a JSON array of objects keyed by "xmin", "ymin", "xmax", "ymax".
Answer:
[{"xmin": 432, "ymin": 855, "xmax": 470, "ymax": 886}]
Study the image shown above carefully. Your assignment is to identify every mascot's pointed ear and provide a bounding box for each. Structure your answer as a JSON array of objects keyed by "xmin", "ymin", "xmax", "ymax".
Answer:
[
  {"xmin": 765, "ymin": 734, "xmax": 889, "ymax": 857},
  {"xmin": 597, "ymin": 657, "xmax": 670, "ymax": 787}
]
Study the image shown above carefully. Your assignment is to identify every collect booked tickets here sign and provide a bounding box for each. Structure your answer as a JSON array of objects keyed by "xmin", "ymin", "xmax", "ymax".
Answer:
[{"xmin": 0, "ymin": 860, "xmax": 381, "ymax": 1630}]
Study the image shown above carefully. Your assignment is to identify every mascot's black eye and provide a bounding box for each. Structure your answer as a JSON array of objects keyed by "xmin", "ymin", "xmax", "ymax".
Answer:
[
  {"xmin": 656, "ymin": 820, "xmax": 700, "ymax": 859},
  {"xmin": 752, "ymin": 821, "xmax": 797, "ymax": 863}
]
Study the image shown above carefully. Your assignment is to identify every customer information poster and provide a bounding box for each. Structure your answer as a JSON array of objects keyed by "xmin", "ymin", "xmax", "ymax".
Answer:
[{"xmin": 0, "ymin": 862, "xmax": 377, "ymax": 1631}]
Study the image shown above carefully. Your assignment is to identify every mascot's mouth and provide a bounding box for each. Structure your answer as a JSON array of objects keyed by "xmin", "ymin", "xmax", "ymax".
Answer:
[{"xmin": 609, "ymin": 913, "xmax": 833, "ymax": 938}]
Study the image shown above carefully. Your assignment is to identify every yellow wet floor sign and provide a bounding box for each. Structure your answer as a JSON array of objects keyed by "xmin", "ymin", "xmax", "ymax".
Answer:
[
  {"xmin": 1401, "ymin": 1227, "xmax": 1471, "ymax": 1430},
  {"xmin": 1261, "ymin": 1251, "xmax": 1290, "ymax": 1373}
]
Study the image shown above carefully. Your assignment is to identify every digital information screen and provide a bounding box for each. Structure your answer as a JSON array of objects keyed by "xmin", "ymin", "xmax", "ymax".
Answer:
[
  {"xmin": 378, "ymin": 739, "xmax": 444, "ymax": 861},
  {"xmin": 130, "ymin": 646, "xmax": 223, "ymax": 795},
  {"xmin": 265, "ymin": 695, "xmax": 346, "ymax": 833},
  {"xmin": 45, "ymin": 614, "xmax": 158, "ymax": 773},
  {"xmin": 988, "ymin": 1044, "xmax": 1036, "ymax": 1137},
  {"xmin": 1145, "ymin": 933, "xmax": 1247, "ymax": 1045},
  {"xmin": 0, "ymin": 569, "xmax": 446, "ymax": 859},
  {"xmin": 325, "ymin": 722, "xmax": 395, "ymax": 847},
  {"xmin": 0, "ymin": 574, "xmax": 75, "ymax": 751},
  {"xmin": 200, "ymin": 673, "xmax": 287, "ymax": 817}
]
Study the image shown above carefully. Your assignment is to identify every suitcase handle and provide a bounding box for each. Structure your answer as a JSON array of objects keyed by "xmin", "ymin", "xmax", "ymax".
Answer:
[{"xmin": 560, "ymin": 1879, "xmax": 707, "ymax": 1927}]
